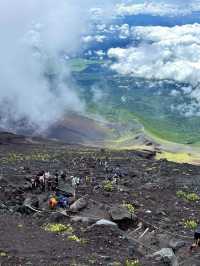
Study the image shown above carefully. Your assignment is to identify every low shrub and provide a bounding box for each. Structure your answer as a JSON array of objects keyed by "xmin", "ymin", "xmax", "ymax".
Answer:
[
  {"xmin": 102, "ymin": 180, "xmax": 114, "ymax": 192},
  {"xmin": 176, "ymin": 190, "xmax": 199, "ymax": 202},
  {"xmin": 184, "ymin": 220, "xmax": 198, "ymax": 230},
  {"xmin": 122, "ymin": 202, "xmax": 135, "ymax": 214},
  {"xmin": 125, "ymin": 259, "xmax": 140, "ymax": 266},
  {"xmin": 44, "ymin": 223, "xmax": 73, "ymax": 234},
  {"xmin": 68, "ymin": 234, "xmax": 86, "ymax": 244}
]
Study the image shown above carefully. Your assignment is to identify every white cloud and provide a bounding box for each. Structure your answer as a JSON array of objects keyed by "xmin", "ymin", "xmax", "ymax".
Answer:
[
  {"xmin": 108, "ymin": 24, "xmax": 200, "ymax": 85},
  {"xmin": 108, "ymin": 23, "xmax": 200, "ymax": 116},
  {"xmin": 116, "ymin": 1, "xmax": 200, "ymax": 17},
  {"xmin": 83, "ymin": 35, "xmax": 106, "ymax": 43}
]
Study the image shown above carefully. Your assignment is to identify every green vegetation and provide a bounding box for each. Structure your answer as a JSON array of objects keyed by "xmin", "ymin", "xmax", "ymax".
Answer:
[
  {"xmin": 0, "ymin": 252, "xmax": 7, "ymax": 257},
  {"xmin": 156, "ymin": 152, "xmax": 193, "ymax": 164},
  {"xmin": 102, "ymin": 180, "xmax": 114, "ymax": 192},
  {"xmin": 75, "ymin": 61, "xmax": 200, "ymax": 146},
  {"xmin": 67, "ymin": 234, "xmax": 86, "ymax": 244},
  {"xmin": 125, "ymin": 259, "xmax": 140, "ymax": 266},
  {"xmin": 184, "ymin": 220, "xmax": 198, "ymax": 230},
  {"xmin": 0, "ymin": 152, "xmax": 53, "ymax": 163},
  {"xmin": 176, "ymin": 191, "xmax": 200, "ymax": 202},
  {"xmin": 44, "ymin": 223, "xmax": 74, "ymax": 234},
  {"xmin": 68, "ymin": 58, "xmax": 104, "ymax": 72},
  {"xmin": 122, "ymin": 202, "xmax": 135, "ymax": 214}
]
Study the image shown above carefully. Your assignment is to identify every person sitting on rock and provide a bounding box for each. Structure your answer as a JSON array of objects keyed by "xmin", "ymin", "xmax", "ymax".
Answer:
[
  {"xmin": 49, "ymin": 195, "xmax": 58, "ymax": 209},
  {"xmin": 56, "ymin": 193, "xmax": 69, "ymax": 209}
]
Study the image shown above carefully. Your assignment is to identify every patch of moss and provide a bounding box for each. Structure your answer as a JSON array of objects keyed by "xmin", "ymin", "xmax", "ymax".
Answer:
[
  {"xmin": 184, "ymin": 220, "xmax": 198, "ymax": 230},
  {"xmin": 67, "ymin": 234, "xmax": 86, "ymax": 244},
  {"xmin": 122, "ymin": 202, "xmax": 135, "ymax": 214},
  {"xmin": 0, "ymin": 252, "xmax": 7, "ymax": 257},
  {"xmin": 125, "ymin": 259, "xmax": 140, "ymax": 266},
  {"xmin": 102, "ymin": 180, "xmax": 114, "ymax": 192},
  {"xmin": 156, "ymin": 152, "xmax": 191, "ymax": 164},
  {"xmin": 44, "ymin": 223, "xmax": 74, "ymax": 234},
  {"xmin": 176, "ymin": 191, "xmax": 200, "ymax": 202}
]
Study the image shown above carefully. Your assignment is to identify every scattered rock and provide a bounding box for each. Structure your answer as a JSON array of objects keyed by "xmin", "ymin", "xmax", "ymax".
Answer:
[
  {"xmin": 151, "ymin": 248, "xmax": 178, "ymax": 266},
  {"xmin": 110, "ymin": 205, "xmax": 132, "ymax": 221},
  {"xmin": 142, "ymin": 183, "xmax": 158, "ymax": 190},
  {"xmin": 23, "ymin": 196, "xmax": 39, "ymax": 209},
  {"xmin": 49, "ymin": 212, "xmax": 67, "ymax": 223},
  {"xmin": 117, "ymin": 185, "xmax": 130, "ymax": 193},
  {"xmin": 168, "ymin": 239, "xmax": 185, "ymax": 252},
  {"xmin": 95, "ymin": 219, "xmax": 117, "ymax": 227},
  {"xmin": 70, "ymin": 195, "xmax": 89, "ymax": 213},
  {"xmin": 157, "ymin": 234, "xmax": 171, "ymax": 249},
  {"xmin": 128, "ymin": 245, "xmax": 135, "ymax": 257},
  {"xmin": 71, "ymin": 216, "xmax": 98, "ymax": 225}
]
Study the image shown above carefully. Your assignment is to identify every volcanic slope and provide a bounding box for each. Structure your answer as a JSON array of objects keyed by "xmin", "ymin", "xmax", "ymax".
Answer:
[{"xmin": 0, "ymin": 133, "xmax": 200, "ymax": 265}]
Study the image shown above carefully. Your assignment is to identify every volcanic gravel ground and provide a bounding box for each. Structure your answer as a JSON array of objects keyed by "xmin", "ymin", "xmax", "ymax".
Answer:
[{"xmin": 0, "ymin": 137, "xmax": 200, "ymax": 265}]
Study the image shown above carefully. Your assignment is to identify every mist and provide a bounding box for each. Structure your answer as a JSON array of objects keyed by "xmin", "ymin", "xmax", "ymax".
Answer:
[{"xmin": 0, "ymin": 1, "xmax": 97, "ymax": 133}]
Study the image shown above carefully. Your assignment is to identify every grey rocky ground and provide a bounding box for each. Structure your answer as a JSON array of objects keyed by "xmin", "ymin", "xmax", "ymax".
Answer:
[{"xmin": 0, "ymin": 133, "xmax": 200, "ymax": 265}]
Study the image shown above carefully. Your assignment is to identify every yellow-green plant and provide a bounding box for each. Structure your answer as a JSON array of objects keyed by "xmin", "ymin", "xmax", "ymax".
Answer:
[
  {"xmin": 184, "ymin": 220, "xmax": 198, "ymax": 230},
  {"xmin": 0, "ymin": 252, "xmax": 7, "ymax": 257},
  {"xmin": 186, "ymin": 193, "xmax": 200, "ymax": 202},
  {"xmin": 122, "ymin": 202, "xmax": 135, "ymax": 214},
  {"xmin": 102, "ymin": 180, "xmax": 114, "ymax": 192},
  {"xmin": 68, "ymin": 234, "xmax": 86, "ymax": 244},
  {"xmin": 125, "ymin": 259, "xmax": 140, "ymax": 266},
  {"xmin": 176, "ymin": 190, "xmax": 199, "ymax": 202},
  {"xmin": 44, "ymin": 223, "xmax": 73, "ymax": 234}
]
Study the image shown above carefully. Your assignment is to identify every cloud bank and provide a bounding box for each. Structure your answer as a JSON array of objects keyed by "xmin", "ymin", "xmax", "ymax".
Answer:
[
  {"xmin": 108, "ymin": 23, "xmax": 200, "ymax": 116},
  {"xmin": 108, "ymin": 24, "xmax": 200, "ymax": 85},
  {"xmin": 0, "ymin": 1, "xmax": 95, "ymax": 133},
  {"xmin": 116, "ymin": 1, "xmax": 200, "ymax": 17}
]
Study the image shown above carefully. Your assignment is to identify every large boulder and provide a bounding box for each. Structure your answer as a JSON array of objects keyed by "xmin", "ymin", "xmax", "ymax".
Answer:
[
  {"xmin": 168, "ymin": 238, "xmax": 185, "ymax": 252},
  {"xmin": 23, "ymin": 196, "xmax": 39, "ymax": 209},
  {"xmin": 152, "ymin": 248, "xmax": 178, "ymax": 266},
  {"xmin": 56, "ymin": 182, "xmax": 74, "ymax": 197},
  {"xmin": 109, "ymin": 205, "xmax": 137, "ymax": 222},
  {"xmin": 109, "ymin": 205, "xmax": 138, "ymax": 230},
  {"xmin": 70, "ymin": 195, "xmax": 89, "ymax": 213},
  {"xmin": 95, "ymin": 219, "xmax": 117, "ymax": 227},
  {"xmin": 71, "ymin": 215, "xmax": 98, "ymax": 225}
]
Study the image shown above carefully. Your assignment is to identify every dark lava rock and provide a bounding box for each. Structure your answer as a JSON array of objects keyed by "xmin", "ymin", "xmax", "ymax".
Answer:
[
  {"xmin": 70, "ymin": 195, "xmax": 89, "ymax": 213},
  {"xmin": 23, "ymin": 196, "xmax": 39, "ymax": 209},
  {"xmin": 151, "ymin": 248, "xmax": 178, "ymax": 266},
  {"xmin": 110, "ymin": 205, "xmax": 133, "ymax": 221},
  {"xmin": 168, "ymin": 239, "xmax": 186, "ymax": 252},
  {"xmin": 48, "ymin": 212, "xmax": 67, "ymax": 223}
]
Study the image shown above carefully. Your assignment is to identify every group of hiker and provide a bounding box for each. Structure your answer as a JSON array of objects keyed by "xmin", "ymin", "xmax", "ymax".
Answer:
[
  {"xmin": 31, "ymin": 170, "xmax": 60, "ymax": 192},
  {"xmin": 27, "ymin": 154, "xmax": 126, "ymax": 213},
  {"xmin": 30, "ymin": 169, "xmax": 82, "ymax": 210}
]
